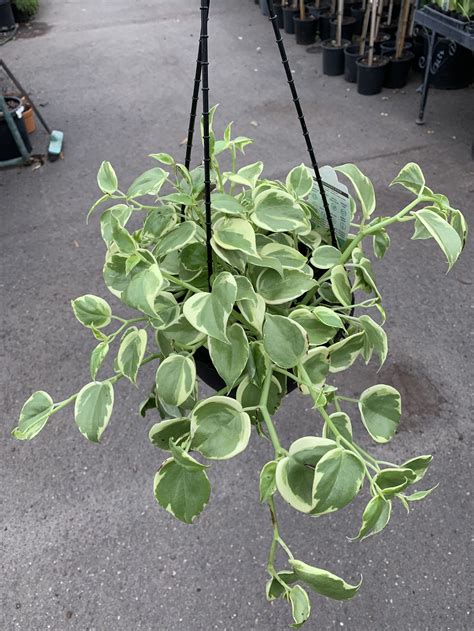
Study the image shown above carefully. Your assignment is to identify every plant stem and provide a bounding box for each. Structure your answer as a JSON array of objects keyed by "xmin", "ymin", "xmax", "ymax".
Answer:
[
  {"xmin": 266, "ymin": 498, "xmax": 291, "ymax": 592},
  {"xmin": 259, "ymin": 367, "xmax": 284, "ymax": 457},
  {"xmin": 161, "ymin": 272, "xmax": 201, "ymax": 294}
]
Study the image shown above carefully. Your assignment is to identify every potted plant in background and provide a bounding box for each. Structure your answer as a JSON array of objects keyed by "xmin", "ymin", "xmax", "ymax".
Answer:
[
  {"xmin": 322, "ymin": 0, "xmax": 350, "ymax": 74},
  {"xmin": 273, "ymin": 0, "xmax": 285, "ymax": 27},
  {"xmin": 330, "ymin": 0, "xmax": 357, "ymax": 38},
  {"xmin": 11, "ymin": 0, "xmax": 39, "ymax": 23},
  {"xmin": 0, "ymin": 0, "xmax": 15, "ymax": 31},
  {"xmin": 283, "ymin": 0, "xmax": 299, "ymax": 33},
  {"xmin": 344, "ymin": 0, "xmax": 371, "ymax": 81},
  {"xmin": 356, "ymin": 0, "xmax": 389, "ymax": 93},
  {"xmin": 12, "ymin": 107, "xmax": 468, "ymax": 627},
  {"xmin": 382, "ymin": 0, "xmax": 415, "ymax": 88},
  {"xmin": 295, "ymin": 0, "xmax": 318, "ymax": 44}
]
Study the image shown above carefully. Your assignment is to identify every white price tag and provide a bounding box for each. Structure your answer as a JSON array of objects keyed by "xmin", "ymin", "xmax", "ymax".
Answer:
[{"xmin": 306, "ymin": 166, "xmax": 351, "ymax": 246}]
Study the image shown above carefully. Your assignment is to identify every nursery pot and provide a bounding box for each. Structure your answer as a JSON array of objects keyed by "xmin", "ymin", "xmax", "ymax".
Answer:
[
  {"xmin": 318, "ymin": 10, "xmax": 334, "ymax": 41},
  {"xmin": 379, "ymin": 21, "xmax": 398, "ymax": 38},
  {"xmin": 343, "ymin": 0, "xmax": 359, "ymax": 17},
  {"xmin": 380, "ymin": 39, "xmax": 413, "ymax": 55},
  {"xmin": 329, "ymin": 16, "xmax": 356, "ymax": 41},
  {"xmin": 374, "ymin": 32, "xmax": 391, "ymax": 53},
  {"xmin": 294, "ymin": 15, "xmax": 318, "ymax": 45},
  {"xmin": 273, "ymin": 1, "xmax": 284, "ymax": 28},
  {"xmin": 344, "ymin": 43, "xmax": 364, "ymax": 83},
  {"xmin": 283, "ymin": 7, "xmax": 299, "ymax": 34},
  {"xmin": 22, "ymin": 103, "xmax": 36, "ymax": 134},
  {"xmin": 350, "ymin": 5, "xmax": 364, "ymax": 36},
  {"xmin": 356, "ymin": 55, "xmax": 389, "ymax": 95},
  {"xmin": 0, "ymin": 96, "xmax": 32, "ymax": 160},
  {"xmin": 259, "ymin": 0, "xmax": 269, "ymax": 17},
  {"xmin": 0, "ymin": 0, "xmax": 15, "ymax": 31},
  {"xmin": 322, "ymin": 39, "xmax": 350, "ymax": 76},
  {"xmin": 383, "ymin": 51, "xmax": 414, "ymax": 88}
]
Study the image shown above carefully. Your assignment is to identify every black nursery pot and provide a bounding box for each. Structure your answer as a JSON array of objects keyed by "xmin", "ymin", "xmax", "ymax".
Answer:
[
  {"xmin": 329, "ymin": 16, "xmax": 356, "ymax": 41},
  {"xmin": 294, "ymin": 15, "xmax": 318, "ymax": 45},
  {"xmin": 344, "ymin": 43, "xmax": 364, "ymax": 83},
  {"xmin": 283, "ymin": 7, "xmax": 299, "ymax": 34},
  {"xmin": 0, "ymin": 0, "xmax": 15, "ymax": 31},
  {"xmin": 356, "ymin": 55, "xmax": 389, "ymax": 95},
  {"xmin": 350, "ymin": 5, "xmax": 364, "ymax": 35},
  {"xmin": 374, "ymin": 32, "xmax": 391, "ymax": 53},
  {"xmin": 322, "ymin": 38, "xmax": 350, "ymax": 76},
  {"xmin": 383, "ymin": 51, "xmax": 414, "ymax": 89},
  {"xmin": 259, "ymin": 0, "xmax": 269, "ymax": 17},
  {"xmin": 380, "ymin": 39, "xmax": 413, "ymax": 55},
  {"xmin": 273, "ymin": 1, "xmax": 284, "ymax": 28},
  {"xmin": 379, "ymin": 21, "xmax": 398, "ymax": 38},
  {"xmin": 318, "ymin": 11, "xmax": 334, "ymax": 41}
]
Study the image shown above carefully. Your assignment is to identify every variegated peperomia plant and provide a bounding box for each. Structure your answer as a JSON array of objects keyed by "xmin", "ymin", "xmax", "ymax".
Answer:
[{"xmin": 13, "ymin": 112, "xmax": 467, "ymax": 628}]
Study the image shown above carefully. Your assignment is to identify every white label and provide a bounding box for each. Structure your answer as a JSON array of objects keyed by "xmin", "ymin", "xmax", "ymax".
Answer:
[{"xmin": 306, "ymin": 166, "xmax": 351, "ymax": 246}]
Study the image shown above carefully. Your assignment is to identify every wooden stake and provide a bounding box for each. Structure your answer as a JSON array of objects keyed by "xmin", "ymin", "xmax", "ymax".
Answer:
[
  {"xmin": 299, "ymin": 0, "xmax": 305, "ymax": 20},
  {"xmin": 368, "ymin": 0, "xmax": 378, "ymax": 66},
  {"xmin": 395, "ymin": 0, "xmax": 411, "ymax": 59},
  {"xmin": 359, "ymin": 0, "xmax": 372, "ymax": 56},
  {"xmin": 387, "ymin": 0, "xmax": 394, "ymax": 26},
  {"xmin": 336, "ymin": 0, "xmax": 344, "ymax": 46}
]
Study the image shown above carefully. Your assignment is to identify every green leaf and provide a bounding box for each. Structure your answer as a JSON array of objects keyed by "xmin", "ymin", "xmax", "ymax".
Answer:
[
  {"xmin": 226, "ymin": 161, "xmax": 263, "ymax": 188},
  {"xmin": 100, "ymin": 204, "xmax": 133, "ymax": 246},
  {"xmin": 251, "ymin": 189, "xmax": 308, "ymax": 233},
  {"xmin": 450, "ymin": 208, "xmax": 468, "ymax": 247},
  {"xmin": 353, "ymin": 495, "xmax": 391, "ymax": 540},
  {"xmin": 149, "ymin": 417, "xmax": 191, "ymax": 451},
  {"xmin": 390, "ymin": 162, "xmax": 425, "ymax": 196},
  {"xmin": 290, "ymin": 559, "xmax": 362, "ymax": 600},
  {"xmin": 266, "ymin": 571, "xmax": 297, "ymax": 601},
  {"xmin": 375, "ymin": 467, "xmax": 417, "ymax": 497},
  {"xmin": 289, "ymin": 585, "xmax": 311, "ymax": 629},
  {"xmin": 122, "ymin": 263, "xmax": 164, "ymax": 317},
  {"xmin": 90, "ymin": 341, "xmax": 109, "ymax": 380},
  {"xmin": 298, "ymin": 348, "xmax": 330, "ymax": 389},
  {"xmin": 259, "ymin": 241, "xmax": 307, "ymax": 270},
  {"xmin": 208, "ymin": 323, "xmax": 249, "ymax": 388},
  {"xmin": 153, "ymin": 457, "xmax": 210, "ymax": 524},
  {"xmin": 311, "ymin": 447, "xmax": 365, "ymax": 515},
  {"xmin": 236, "ymin": 376, "xmax": 283, "ymax": 422},
  {"xmin": 373, "ymin": 229, "xmax": 390, "ymax": 259},
  {"xmin": 359, "ymin": 314, "xmax": 388, "ymax": 366},
  {"xmin": 257, "ymin": 268, "xmax": 316, "ymax": 305},
  {"xmin": 127, "ymin": 167, "xmax": 168, "ymax": 198},
  {"xmin": 328, "ymin": 332, "xmax": 364, "ymax": 373},
  {"xmin": 275, "ymin": 437, "xmax": 338, "ymax": 513},
  {"xmin": 74, "ymin": 381, "xmax": 114, "ymax": 443},
  {"xmin": 322, "ymin": 412, "xmax": 352, "ymax": 444},
  {"xmin": 149, "ymin": 152, "xmax": 175, "ymax": 165},
  {"xmin": 263, "ymin": 314, "xmax": 308, "ymax": 369},
  {"xmin": 97, "ymin": 160, "xmax": 118, "ymax": 194},
  {"xmin": 401, "ymin": 455, "xmax": 432, "ymax": 483},
  {"xmin": 404, "ymin": 486, "xmax": 438, "ymax": 502},
  {"xmin": 358, "ymin": 384, "xmax": 401, "ymax": 443},
  {"xmin": 169, "ymin": 440, "xmax": 208, "ymax": 472},
  {"xmin": 335, "ymin": 164, "xmax": 375, "ymax": 220},
  {"xmin": 211, "ymin": 192, "xmax": 247, "ymax": 216},
  {"xmin": 117, "ymin": 328, "xmax": 147, "ymax": 384},
  {"xmin": 160, "ymin": 315, "xmax": 205, "ymax": 349},
  {"xmin": 71, "ymin": 294, "xmax": 112, "ymax": 329},
  {"xmin": 313, "ymin": 306, "xmax": 343, "ymax": 329},
  {"xmin": 191, "ymin": 396, "xmax": 251, "ymax": 460},
  {"xmin": 155, "ymin": 221, "xmax": 198, "ymax": 257},
  {"xmin": 259, "ymin": 460, "xmax": 278, "ymax": 503},
  {"xmin": 213, "ymin": 216, "xmax": 258, "ymax": 256},
  {"xmin": 183, "ymin": 272, "xmax": 237, "ymax": 343},
  {"xmin": 290, "ymin": 309, "xmax": 337, "ymax": 347},
  {"xmin": 310, "ymin": 245, "xmax": 341, "ymax": 269},
  {"xmin": 142, "ymin": 207, "xmax": 176, "ymax": 241},
  {"xmin": 286, "ymin": 163, "xmax": 313, "ymax": 198},
  {"xmin": 110, "ymin": 215, "xmax": 136, "ymax": 253},
  {"xmin": 12, "ymin": 391, "xmax": 54, "ymax": 440},
  {"xmin": 330, "ymin": 265, "xmax": 352, "ymax": 306},
  {"xmin": 155, "ymin": 354, "xmax": 196, "ymax": 407},
  {"xmin": 412, "ymin": 208, "xmax": 462, "ymax": 269}
]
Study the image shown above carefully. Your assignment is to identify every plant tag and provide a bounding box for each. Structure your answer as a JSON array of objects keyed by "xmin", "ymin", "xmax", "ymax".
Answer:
[{"xmin": 306, "ymin": 166, "xmax": 351, "ymax": 246}]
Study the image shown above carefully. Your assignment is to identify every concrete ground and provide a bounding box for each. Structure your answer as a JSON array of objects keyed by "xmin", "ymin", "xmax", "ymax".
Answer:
[{"xmin": 1, "ymin": 1, "xmax": 472, "ymax": 629}]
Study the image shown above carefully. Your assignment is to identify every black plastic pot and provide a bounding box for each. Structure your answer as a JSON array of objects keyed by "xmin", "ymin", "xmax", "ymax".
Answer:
[
  {"xmin": 0, "ymin": 96, "xmax": 32, "ymax": 160},
  {"xmin": 318, "ymin": 11, "xmax": 334, "ymax": 41},
  {"xmin": 259, "ymin": 0, "xmax": 269, "ymax": 17},
  {"xmin": 273, "ymin": 1, "xmax": 284, "ymax": 28},
  {"xmin": 322, "ymin": 38, "xmax": 350, "ymax": 76},
  {"xmin": 295, "ymin": 15, "xmax": 318, "ymax": 45},
  {"xmin": 350, "ymin": 5, "xmax": 364, "ymax": 36},
  {"xmin": 344, "ymin": 43, "xmax": 364, "ymax": 82},
  {"xmin": 283, "ymin": 7, "xmax": 299, "ymax": 34},
  {"xmin": 374, "ymin": 32, "xmax": 391, "ymax": 53},
  {"xmin": 356, "ymin": 55, "xmax": 389, "ymax": 95},
  {"xmin": 380, "ymin": 39, "xmax": 413, "ymax": 55},
  {"xmin": 383, "ymin": 51, "xmax": 414, "ymax": 88},
  {"xmin": 344, "ymin": 0, "xmax": 359, "ymax": 17},
  {"xmin": 379, "ymin": 21, "xmax": 398, "ymax": 38},
  {"xmin": 330, "ymin": 16, "xmax": 356, "ymax": 41},
  {"xmin": 0, "ymin": 0, "xmax": 15, "ymax": 31}
]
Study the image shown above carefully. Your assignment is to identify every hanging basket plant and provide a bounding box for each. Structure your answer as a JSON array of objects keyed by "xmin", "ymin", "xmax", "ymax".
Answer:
[{"xmin": 12, "ymin": 1, "xmax": 468, "ymax": 628}]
